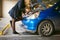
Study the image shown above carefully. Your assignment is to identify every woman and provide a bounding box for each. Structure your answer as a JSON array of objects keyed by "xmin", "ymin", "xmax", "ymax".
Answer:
[
  {"xmin": 9, "ymin": 0, "xmax": 25, "ymax": 34},
  {"xmin": 9, "ymin": 0, "xmax": 31, "ymax": 34}
]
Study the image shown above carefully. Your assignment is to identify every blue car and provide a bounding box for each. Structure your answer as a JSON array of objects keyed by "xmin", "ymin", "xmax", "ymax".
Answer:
[{"xmin": 22, "ymin": 1, "xmax": 60, "ymax": 36}]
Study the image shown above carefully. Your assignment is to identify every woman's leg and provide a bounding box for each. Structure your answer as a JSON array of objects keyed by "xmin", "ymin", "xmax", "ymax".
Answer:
[{"xmin": 10, "ymin": 18, "xmax": 19, "ymax": 34}]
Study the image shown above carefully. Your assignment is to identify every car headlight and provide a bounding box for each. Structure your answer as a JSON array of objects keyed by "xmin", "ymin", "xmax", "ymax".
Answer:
[{"xmin": 27, "ymin": 12, "xmax": 40, "ymax": 19}]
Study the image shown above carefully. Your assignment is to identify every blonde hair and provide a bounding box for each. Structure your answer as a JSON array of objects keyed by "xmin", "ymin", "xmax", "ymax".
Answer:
[
  {"xmin": 24, "ymin": 0, "xmax": 31, "ymax": 12},
  {"xmin": 24, "ymin": 0, "xmax": 30, "ymax": 6}
]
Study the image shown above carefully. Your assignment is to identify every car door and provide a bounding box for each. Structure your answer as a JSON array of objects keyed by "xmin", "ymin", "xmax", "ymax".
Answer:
[{"xmin": 54, "ymin": 4, "xmax": 60, "ymax": 30}]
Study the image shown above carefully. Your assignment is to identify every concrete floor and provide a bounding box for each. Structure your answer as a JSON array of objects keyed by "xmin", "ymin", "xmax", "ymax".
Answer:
[
  {"xmin": 0, "ymin": 35, "xmax": 60, "ymax": 40},
  {"xmin": 0, "ymin": 18, "xmax": 60, "ymax": 40},
  {"xmin": 0, "ymin": 18, "xmax": 36, "ymax": 35}
]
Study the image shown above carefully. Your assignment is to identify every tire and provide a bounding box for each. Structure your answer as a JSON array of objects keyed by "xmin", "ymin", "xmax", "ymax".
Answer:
[{"xmin": 38, "ymin": 20, "xmax": 54, "ymax": 37}]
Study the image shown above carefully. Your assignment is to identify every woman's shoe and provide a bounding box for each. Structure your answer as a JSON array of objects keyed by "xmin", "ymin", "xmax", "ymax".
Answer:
[{"xmin": 13, "ymin": 31, "xmax": 19, "ymax": 34}]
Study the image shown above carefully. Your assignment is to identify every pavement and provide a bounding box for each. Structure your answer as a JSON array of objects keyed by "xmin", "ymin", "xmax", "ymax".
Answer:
[
  {"xmin": 0, "ymin": 18, "xmax": 60, "ymax": 40},
  {"xmin": 0, "ymin": 34, "xmax": 60, "ymax": 40}
]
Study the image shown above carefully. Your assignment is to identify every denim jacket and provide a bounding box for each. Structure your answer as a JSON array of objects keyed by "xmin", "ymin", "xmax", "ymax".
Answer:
[{"xmin": 9, "ymin": 0, "xmax": 25, "ymax": 19}]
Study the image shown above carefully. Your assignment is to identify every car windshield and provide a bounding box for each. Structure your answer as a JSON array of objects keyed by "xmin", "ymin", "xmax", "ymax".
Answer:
[
  {"xmin": 30, "ymin": 0, "xmax": 60, "ymax": 11},
  {"xmin": 30, "ymin": 0, "xmax": 47, "ymax": 11},
  {"xmin": 40, "ymin": 0, "xmax": 59, "ymax": 8}
]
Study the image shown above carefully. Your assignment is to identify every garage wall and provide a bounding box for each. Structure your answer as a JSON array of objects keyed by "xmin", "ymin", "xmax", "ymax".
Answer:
[
  {"xmin": 0, "ymin": 0, "xmax": 2, "ymax": 17},
  {"xmin": 2, "ymin": 0, "xmax": 18, "ymax": 19}
]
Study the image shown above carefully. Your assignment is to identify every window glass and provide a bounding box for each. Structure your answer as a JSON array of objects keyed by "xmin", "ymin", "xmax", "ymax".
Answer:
[
  {"xmin": 41, "ymin": 0, "xmax": 59, "ymax": 8},
  {"xmin": 54, "ymin": 3, "xmax": 60, "ymax": 10},
  {"xmin": 30, "ymin": 0, "xmax": 46, "ymax": 10},
  {"xmin": 30, "ymin": 0, "xmax": 60, "ymax": 11}
]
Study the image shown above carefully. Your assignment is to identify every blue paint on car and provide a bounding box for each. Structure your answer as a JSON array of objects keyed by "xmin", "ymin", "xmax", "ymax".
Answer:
[{"xmin": 22, "ymin": 1, "xmax": 60, "ymax": 32}]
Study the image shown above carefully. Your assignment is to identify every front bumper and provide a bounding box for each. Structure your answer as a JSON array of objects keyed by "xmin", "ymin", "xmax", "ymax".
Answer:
[
  {"xmin": 22, "ymin": 19, "xmax": 39, "ymax": 33},
  {"xmin": 21, "ymin": 24, "xmax": 36, "ymax": 33}
]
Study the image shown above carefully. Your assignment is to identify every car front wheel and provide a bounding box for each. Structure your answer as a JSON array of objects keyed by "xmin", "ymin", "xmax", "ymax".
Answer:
[{"xmin": 38, "ymin": 20, "xmax": 54, "ymax": 37}]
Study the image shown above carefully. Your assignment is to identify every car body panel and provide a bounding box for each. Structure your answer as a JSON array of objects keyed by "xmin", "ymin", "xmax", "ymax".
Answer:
[{"xmin": 22, "ymin": 1, "xmax": 60, "ymax": 32}]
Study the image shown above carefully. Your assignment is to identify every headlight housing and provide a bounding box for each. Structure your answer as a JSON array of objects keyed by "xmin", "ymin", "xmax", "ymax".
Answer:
[{"xmin": 26, "ymin": 12, "xmax": 40, "ymax": 19}]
